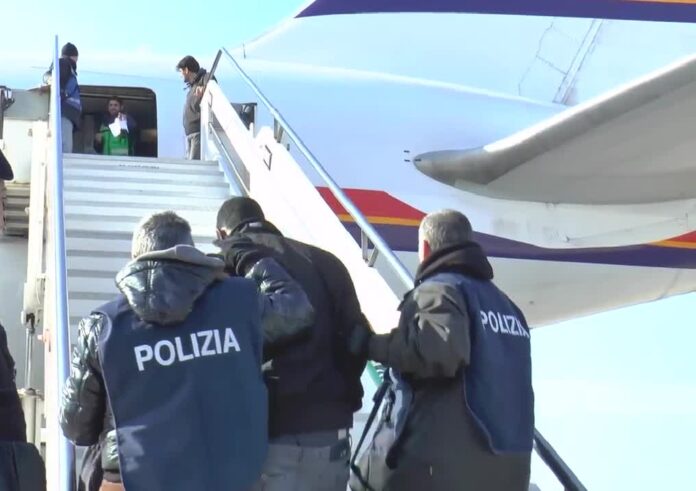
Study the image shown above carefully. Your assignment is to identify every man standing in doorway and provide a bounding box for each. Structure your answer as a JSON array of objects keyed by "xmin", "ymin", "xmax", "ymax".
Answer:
[
  {"xmin": 95, "ymin": 97, "xmax": 138, "ymax": 156},
  {"xmin": 59, "ymin": 43, "xmax": 82, "ymax": 154},
  {"xmin": 176, "ymin": 56, "xmax": 209, "ymax": 160}
]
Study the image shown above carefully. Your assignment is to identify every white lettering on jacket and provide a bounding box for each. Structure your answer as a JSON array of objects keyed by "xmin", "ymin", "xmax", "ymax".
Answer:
[
  {"xmin": 480, "ymin": 311, "xmax": 530, "ymax": 338},
  {"xmin": 134, "ymin": 327, "xmax": 241, "ymax": 372}
]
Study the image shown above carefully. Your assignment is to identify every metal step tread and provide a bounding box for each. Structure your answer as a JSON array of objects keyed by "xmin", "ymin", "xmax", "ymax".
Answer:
[
  {"xmin": 3, "ymin": 209, "xmax": 27, "ymax": 218},
  {"xmin": 65, "ymin": 162, "xmax": 223, "ymax": 175},
  {"xmin": 63, "ymin": 185, "xmax": 229, "ymax": 198},
  {"xmin": 64, "ymin": 169, "xmax": 225, "ymax": 184},
  {"xmin": 4, "ymin": 187, "xmax": 30, "ymax": 198},
  {"xmin": 63, "ymin": 154, "xmax": 218, "ymax": 166}
]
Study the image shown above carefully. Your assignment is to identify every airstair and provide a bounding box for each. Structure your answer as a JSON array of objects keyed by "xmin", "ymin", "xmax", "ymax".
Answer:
[
  {"xmin": 62, "ymin": 154, "xmax": 225, "ymax": 334},
  {"xmin": 21, "ymin": 39, "xmax": 586, "ymax": 490}
]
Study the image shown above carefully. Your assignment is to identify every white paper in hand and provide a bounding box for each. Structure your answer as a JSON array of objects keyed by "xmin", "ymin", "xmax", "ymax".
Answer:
[
  {"xmin": 108, "ymin": 118, "xmax": 121, "ymax": 137},
  {"xmin": 109, "ymin": 115, "xmax": 129, "ymax": 137}
]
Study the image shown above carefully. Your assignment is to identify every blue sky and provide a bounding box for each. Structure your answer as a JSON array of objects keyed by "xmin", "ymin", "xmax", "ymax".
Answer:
[{"xmin": 2, "ymin": 1, "xmax": 695, "ymax": 489}]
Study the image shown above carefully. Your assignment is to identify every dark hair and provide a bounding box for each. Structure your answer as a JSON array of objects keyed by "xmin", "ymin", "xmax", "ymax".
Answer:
[
  {"xmin": 216, "ymin": 197, "xmax": 265, "ymax": 231},
  {"xmin": 108, "ymin": 96, "xmax": 123, "ymax": 106},
  {"xmin": 61, "ymin": 42, "xmax": 79, "ymax": 58},
  {"xmin": 176, "ymin": 55, "xmax": 200, "ymax": 73}
]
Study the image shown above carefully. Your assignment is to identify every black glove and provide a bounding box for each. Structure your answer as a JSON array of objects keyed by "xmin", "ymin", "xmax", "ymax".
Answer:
[
  {"xmin": 222, "ymin": 236, "xmax": 275, "ymax": 276},
  {"xmin": 347, "ymin": 315, "xmax": 374, "ymax": 358}
]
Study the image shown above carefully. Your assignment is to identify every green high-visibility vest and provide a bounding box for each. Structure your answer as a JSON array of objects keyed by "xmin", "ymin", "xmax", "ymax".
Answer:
[{"xmin": 99, "ymin": 125, "xmax": 134, "ymax": 156}]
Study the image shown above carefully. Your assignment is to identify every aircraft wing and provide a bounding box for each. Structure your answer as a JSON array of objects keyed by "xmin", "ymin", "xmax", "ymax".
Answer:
[{"xmin": 414, "ymin": 55, "xmax": 696, "ymax": 206}]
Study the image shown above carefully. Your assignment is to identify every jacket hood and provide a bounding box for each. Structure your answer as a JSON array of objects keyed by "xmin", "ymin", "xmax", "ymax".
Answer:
[
  {"xmin": 213, "ymin": 221, "xmax": 283, "ymax": 251},
  {"xmin": 115, "ymin": 245, "xmax": 227, "ymax": 325},
  {"xmin": 416, "ymin": 241, "xmax": 494, "ymax": 285}
]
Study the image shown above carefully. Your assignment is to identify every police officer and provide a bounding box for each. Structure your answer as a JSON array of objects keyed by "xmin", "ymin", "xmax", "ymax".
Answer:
[
  {"xmin": 58, "ymin": 43, "xmax": 81, "ymax": 153},
  {"xmin": 60, "ymin": 211, "xmax": 315, "ymax": 491},
  {"xmin": 352, "ymin": 209, "xmax": 534, "ymax": 491},
  {"xmin": 214, "ymin": 197, "xmax": 369, "ymax": 491},
  {"xmin": 0, "ymin": 321, "xmax": 46, "ymax": 491}
]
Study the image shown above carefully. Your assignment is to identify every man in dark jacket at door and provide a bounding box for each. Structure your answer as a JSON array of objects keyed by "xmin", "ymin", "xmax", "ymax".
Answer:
[
  {"xmin": 214, "ymin": 197, "xmax": 369, "ymax": 491},
  {"xmin": 176, "ymin": 55, "xmax": 210, "ymax": 160},
  {"xmin": 353, "ymin": 209, "xmax": 534, "ymax": 491},
  {"xmin": 59, "ymin": 43, "xmax": 82, "ymax": 153},
  {"xmin": 60, "ymin": 211, "xmax": 315, "ymax": 491}
]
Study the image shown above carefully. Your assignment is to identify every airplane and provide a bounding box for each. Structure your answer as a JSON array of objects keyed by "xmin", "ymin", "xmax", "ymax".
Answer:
[
  {"xmin": 6, "ymin": 0, "xmax": 696, "ymax": 327},
  {"xmin": 3, "ymin": 0, "xmax": 696, "ymax": 489}
]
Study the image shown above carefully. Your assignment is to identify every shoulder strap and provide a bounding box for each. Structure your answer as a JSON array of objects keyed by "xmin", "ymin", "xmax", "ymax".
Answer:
[{"xmin": 350, "ymin": 376, "xmax": 390, "ymax": 490}]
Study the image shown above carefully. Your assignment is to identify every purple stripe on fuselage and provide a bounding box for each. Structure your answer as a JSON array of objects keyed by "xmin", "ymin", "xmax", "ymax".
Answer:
[
  {"xmin": 297, "ymin": 0, "xmax": 696, "ymax": 24},
  {"xmin": 341, "ymin": 222, "xmax": 696, "ymax": 269}
]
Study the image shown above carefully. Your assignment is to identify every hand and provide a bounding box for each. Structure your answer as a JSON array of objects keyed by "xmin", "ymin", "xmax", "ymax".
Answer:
[
  {"xmin": 222, "ymin": 236, "xmax": 275, "ymax": 276},
  {"xmin": 347, "ymin": 315, "xmax": 374, "ymax": 358},
  {"xmin": 194, "ymin": 86, "xmax": 204, "ymax": 97}
]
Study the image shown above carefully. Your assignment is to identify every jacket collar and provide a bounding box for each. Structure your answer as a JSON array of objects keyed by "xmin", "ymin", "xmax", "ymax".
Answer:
[{"xmin": 415, "ymin": 241, "xmax": 494, "ymax": 285}]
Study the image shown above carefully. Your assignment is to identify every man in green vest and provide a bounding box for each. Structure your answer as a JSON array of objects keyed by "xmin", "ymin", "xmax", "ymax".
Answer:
[{"xmin": 95, "ymin": 97, "xmax": 138, "ymax": 156}]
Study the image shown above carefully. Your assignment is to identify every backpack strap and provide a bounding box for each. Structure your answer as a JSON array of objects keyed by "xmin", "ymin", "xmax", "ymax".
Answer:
[{"xmin": 350, "ymin": 376, "xmax": 390, "ymax": 490}]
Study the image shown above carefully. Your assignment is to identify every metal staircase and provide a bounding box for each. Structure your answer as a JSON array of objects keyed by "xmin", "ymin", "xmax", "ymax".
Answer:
[
  {"xmin": 62, "ymin": 154, "xmax": 228, "ymax": 335},
  {"xmin": 3, "ymin": 182, "xmax": 30, "ymax": 236}
]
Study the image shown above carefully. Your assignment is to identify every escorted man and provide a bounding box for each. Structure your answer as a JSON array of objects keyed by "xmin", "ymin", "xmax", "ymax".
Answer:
[
  {"xmin": 176, "ymin": 55, "xmax": 210, "ymax": 160},
  {"xmin": 353, "ymin": 209, "xmax": 534, "ymax": 491},
  {"xmin": 95, "ymin": 97, "xmax": 138, "ymax": 156},
  {"xmin": 60, "ymin": 211, "xmax": 315, "ymax": 491},
  {"xmin": 0, "ymin": 321, "xmax": 46, "ymax": 491},
  {"xmin": 59, "ymin": 43, "xmax": 82, "ymax": 153},
  {"xmin": 214, "ymin": 197, "xmax": 370, "ymax": 491}
]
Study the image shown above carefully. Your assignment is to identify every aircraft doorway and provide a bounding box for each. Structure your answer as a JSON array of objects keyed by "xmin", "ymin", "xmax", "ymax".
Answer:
[{"xmin": 74, "ymin": 86, "xmax": 158, "ymax": 158}]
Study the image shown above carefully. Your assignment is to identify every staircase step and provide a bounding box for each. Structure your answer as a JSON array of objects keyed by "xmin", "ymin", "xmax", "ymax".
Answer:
[
  {"xmin": 64, "ymin": 161, "xmax": 222, "ymax": 175},
  {"xmin": 67, "ymin": 251, "xmax": 130, "ymax": 273},
  {"xmin": 64, "ymin": 191, "xmax": 225, "ymax": 208},
  {"xmin": 4, "ymin": 186, "xmax": 30, "ymax": 199},
  {"xmin": 66, "ymin": 233, "xmax": 218, "ymax": 254},
  {"xmin": 64, "ymin": 179, "xmax": 229, "ymax": 195},
  {"xmin": 64, "ymin": 167, "xmax": 224, "ymax": 184},
  {"xmin": 66, "ymin": 217, "xmax": 216, "ymax": 237},
  {"xmin": 64, "ymin": 154, "xmax": 218, "ymax": 167},
  {"xmin": 3, "ymin": 209, "xmax": 27, "ymax": 219}
]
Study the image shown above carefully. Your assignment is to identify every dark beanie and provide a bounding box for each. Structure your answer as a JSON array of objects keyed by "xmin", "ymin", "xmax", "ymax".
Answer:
[
  {"xmin": 61, "ymin": 43, "xmax": 79, "ymax": 58},
  {"xmin": 216, "ymin": 197, "xmax": 265, "ymax": 231},
  {"xmin": 0, "ymin": 148, "xmax": 13, "ymax": 180}
]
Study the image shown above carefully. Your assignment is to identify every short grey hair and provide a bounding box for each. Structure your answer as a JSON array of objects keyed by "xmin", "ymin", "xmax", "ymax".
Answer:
[
  {"xmin": 131, "ymin": 211, "xmax": 194, "ymax": 258},
  {"xmin": 419, "ymin": 209, "xmax": 473, "ymax": 252}
]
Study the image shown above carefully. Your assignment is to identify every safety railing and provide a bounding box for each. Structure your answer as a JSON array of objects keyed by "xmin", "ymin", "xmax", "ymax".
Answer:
[
  {"xmin": 219, "ymin": 48, "xmax": 414, "ymax": 288},
  {"xmin": 214, "ymin": 47, "xmax": 586, "ymax": 491},
  {"xmin": 49, "ymin": 35, "xmax": 75, "ymax": 491}
]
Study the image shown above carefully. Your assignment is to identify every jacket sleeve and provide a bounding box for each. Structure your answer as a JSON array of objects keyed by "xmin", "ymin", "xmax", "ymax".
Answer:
[
  {"xmin": 59, "ymin": 314, "xmax": 107, "ymax": 446},
  {"xmin": 245, "ymin": 257, "xmax": 315, "ymax": 349},
  {"xmin": 58, "ymin": 58, "xmax": 71, "ymax": 93},
  {"xmin": 368, "ymin": 281, "xmax": 471, "ymax": 379},
  {"xmin": 325, "ymin": 253, "xmax": 365, "ymax": 331}
]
